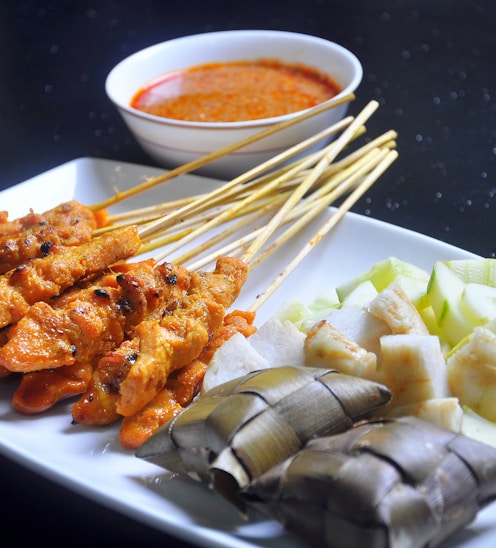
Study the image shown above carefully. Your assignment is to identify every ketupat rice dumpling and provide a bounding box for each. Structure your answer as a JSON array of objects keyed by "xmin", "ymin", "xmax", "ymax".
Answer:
[{"xmin": 137, "ymin": 367, "xmax": 496, "ymax": 547}]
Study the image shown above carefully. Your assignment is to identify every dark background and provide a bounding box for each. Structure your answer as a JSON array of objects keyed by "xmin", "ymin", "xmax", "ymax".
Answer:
[{"xmin": 0, "ymin": 1, "xmax": 495, "ymax": 546}]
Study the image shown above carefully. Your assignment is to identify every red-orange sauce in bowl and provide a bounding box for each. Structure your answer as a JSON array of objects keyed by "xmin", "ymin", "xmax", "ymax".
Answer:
[{"xmin": 130, "ymin": 59, "xmax": 341, "ymax": 123}]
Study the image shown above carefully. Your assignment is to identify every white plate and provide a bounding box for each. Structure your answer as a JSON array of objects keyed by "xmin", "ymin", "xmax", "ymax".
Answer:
[{"xmin": 0, "ymin": 157, "xmax": 493, "ymax": 548}]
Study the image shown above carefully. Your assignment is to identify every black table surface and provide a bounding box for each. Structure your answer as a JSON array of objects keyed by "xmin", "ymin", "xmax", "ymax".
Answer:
[{"xmin": 1, "ymin": 1, "xmax": 495, "ymax": 546}]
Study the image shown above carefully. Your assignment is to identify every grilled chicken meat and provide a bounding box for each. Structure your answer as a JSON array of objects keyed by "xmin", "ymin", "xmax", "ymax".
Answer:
[
  {"xmin": 12, "ymin": 363, "xmax": 93, "ymax": 414},
  {"xmin": 71, "ymin": 262, "xmax": 192, "ymax": 424},
  {"xmin": 71, "ymin": 337, "xmax": 140, "ymax": 425},
  {"xmin": 0, "ymin": 200, "xmax": 99, "ymax": 236},
  {"xmin": 118, "ymin": 309, "xmax": 257, "ymax": 448},
  {"xmin": 116, "ymin": 256, "xmax": 249, "ymax": 417},
  {"xmin": 0, "ymin": 200, "xmax": 98, "ymax": 274},
  {"xmin": 0, "ymin": 225, "xmax": 140, "ymax": 329},
  {"xmin": 6, "ymin": 260, "xmax": 190, "ymax": 413},
  {"xmin": 119, "ymin": 359, "xmax": 207, "ymax": 449}
]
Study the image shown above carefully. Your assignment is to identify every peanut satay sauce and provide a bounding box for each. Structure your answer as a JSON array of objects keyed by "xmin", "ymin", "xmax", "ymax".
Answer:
[{"xmin": 130, "ymin": 59, "xmax": 341, "ymax": 122}]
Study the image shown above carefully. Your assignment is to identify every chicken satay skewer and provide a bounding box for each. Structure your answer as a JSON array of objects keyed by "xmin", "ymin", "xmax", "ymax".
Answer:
[
  {"xmin": 0, "ymin": 259, "xmax": 189, "ymax": 373},
  {"xmin": 118, "ymin": 309, "xmax": 257, "ymax": 449},
  {"xmin": 3, "ymin": 148, "xmax": 383, "ymax": 417},
  {"xmin": 5, "ymin": 127, "xmax": 394, "ymax": 398},
  {"xmin": 114, "ymin": 257, "xmax": 249, "ymax": 418},
  {"xmin": 9, "ymin": 260, "xmax": 191, "ymax": 414},
  {"xmin": 0, "ymin": 200, "xmax": 101, "ymax": 237},
  {"xmin": 0, "ymin": 200, "xmax": 100, "ymax": 274},
  {"xmin": 0, "ymin": 225, "xmax": 141, "ymax": 330},
  {"xmin": 70, "ymin": 256, "xmax": 249, "ymax": 427}
]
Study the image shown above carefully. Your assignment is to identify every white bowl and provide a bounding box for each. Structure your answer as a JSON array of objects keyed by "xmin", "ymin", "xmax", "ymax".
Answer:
[{"xmin": 106, "ymin": 30, "xmax": 363, "ymax": 180}]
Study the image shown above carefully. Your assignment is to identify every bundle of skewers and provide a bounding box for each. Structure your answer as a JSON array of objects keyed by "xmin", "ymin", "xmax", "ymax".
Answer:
[{"xmin": 2, "ymin": 97, "xmax": 495, "ymax": 547}]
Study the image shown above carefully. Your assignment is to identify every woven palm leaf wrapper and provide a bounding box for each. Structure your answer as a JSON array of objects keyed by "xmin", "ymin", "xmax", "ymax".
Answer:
[
  {"xmin": 137, "ymin": 365, "xmax": 392, "ymax": 509},
  {"xmin": 241, "ymin": 416, "xmax": 496, "ymax": 548}
]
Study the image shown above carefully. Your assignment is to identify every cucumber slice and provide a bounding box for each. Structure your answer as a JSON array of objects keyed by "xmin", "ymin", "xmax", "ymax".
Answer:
[
  {"xmin": 336, "ymin": 256, "xmax": 430, "ymax": 301},
  {"xmin": 419, "ymin": 305, "xmax": 446, "ymax": 343},
  {"xmin": 341, "ymin": 279, "xmax": 378, "ymax": 307},
  {"xmin": 445, "ymin": 258, "xmax": 496, "ymax": 286},
  {"xmin": 461, "ymin": 283, "xmax": 496, "ymax": 325},
  {"xmin": 427, "ymin": 261, "xmax": 479, "ymax": 347},
  {"xmin": 394, "ymin": 273, "xmax": 430, "ymax": 307},
  {"xmin": 308, "ymin": 286, "xmax": 340, "ymax": 310}
]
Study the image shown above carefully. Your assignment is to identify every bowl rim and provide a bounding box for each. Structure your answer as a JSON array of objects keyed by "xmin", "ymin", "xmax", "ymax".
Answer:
[{"xmin": 105, "ymin": 29, "xmax": 363, "ymax": 130}]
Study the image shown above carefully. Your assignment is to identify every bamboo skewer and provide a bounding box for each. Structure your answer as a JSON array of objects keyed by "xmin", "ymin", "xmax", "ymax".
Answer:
[
  {"xmin": 248, "ymin": 149, "xmax": 399, "ymax": 312},
  {"xmin": 186, "ymin": 140, "xmax": 394, "ymax": 272},
  {"xmin": 96, "ymin": 147, "xmax": 347, "ymax": 238},
  {"xmin": 98, "ymin": 175, "xmax": 279, "ymax": 236},
  {"xmin": 247, "ymin": 146, "xmax": 392, "ymax": 272},
  {"xmin": 170, "ymin": 192, "xmax": 291, "ymax": 265},
  {"xmin": 145, "ymin": 134, "xmax": 355, "ymax": 265},
  {"xmin": 123, "ymin": 146, "xmax": 348, "ymax": 256},
  {"xmin": 102, "ymin": 165, "xmax": 296, "ymax": 235},
  {"xmin": 136, "ymin": 115, "xmax": 355, "ymax": 243},
  {"xmin": 89, "ymin": 94, "xmax": 355, "ymax": 212},
  {"xmin": 98, "ymin": 151, "xmax": 333, "ymax": 236},
  {"xmin": 180, "ymin": 176, "xmax": 337, "ymax": 269},
  {"xmin": 172, "ymin": 117, "xmax": 360, "ymax": 220},
  {"xmin": 139, "ymin": 125, "xmax": 395, "ymax": 269},
  {"xmin": 240, "ymin": 100, "xmax": 379, "ymax": 264},
  {"xmin": 184, "ymin": 187, "xmax": 335, "ymax": 271},
  {"xmin": 142, "ymin": 192, "xmax": 287, "ymax": 260},
  {"xmin": 137, "ymin": 200, "xmax": 253, "ymax": 255},
  {"xmin": 185, "ymin": 232, "xmax": 259, "ymax": 271},
  {"xmin": 101, "ymin": 126, "xmax": 389, "ymax": 236},
  {"xmin": 104, "ymin": 194, "xmax": 205, "ymax": 224},
  {"xmin": 288, "ymin": 133, "xmax": 397, "ymax": 211}
]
